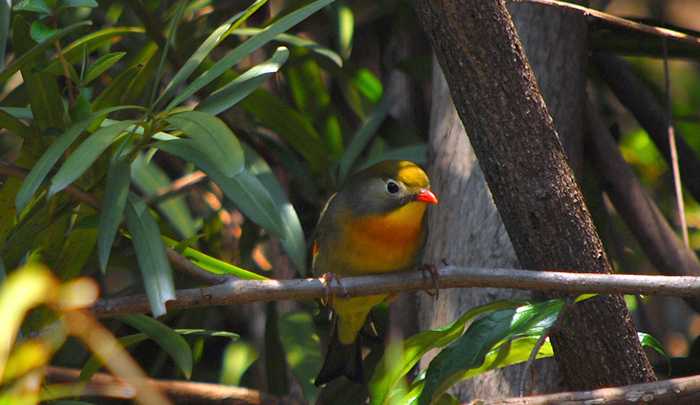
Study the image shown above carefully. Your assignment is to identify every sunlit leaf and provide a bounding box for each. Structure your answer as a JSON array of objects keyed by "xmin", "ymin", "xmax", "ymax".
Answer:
[
  {"xmin": 166, "ymin": 0, "xmax": 334, "ymax": 110},
  {"xmin": 156, "ymin": 139, "xmax": 285, "ymax": 237},
  {"xmin": 198, "ymin": 46, "xmax": 289, "ymax": 115},
  {"xmin": 98, "ymin": 157, "xmax": 131, "ymax": 272},
  {"xmin": 48, "ymin": 120, "xmax": 134, "ymax": 196},
  {"xmin": 124, "ymin": 194, "xmax": 175, "ymax": 318},
  {"xmin": 230, "ymin": 28, "xmax": 342, "ymax": 67},
  {"xmin": 221, "ymin": 341, "xmax": 258, "ymax": 385},
  {"xmin": 82, "ymin": 52, "xmax": 126, "ymax": 84}
]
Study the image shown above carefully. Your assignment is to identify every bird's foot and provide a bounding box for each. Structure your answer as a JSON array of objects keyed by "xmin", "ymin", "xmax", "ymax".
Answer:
[
  {"xmin": 419, "ymin": 263, "xmax": 441, "ymax": 299},
  {"xmin": 320, "ymin": 272, "xmax": 349, "ymax": 306}
]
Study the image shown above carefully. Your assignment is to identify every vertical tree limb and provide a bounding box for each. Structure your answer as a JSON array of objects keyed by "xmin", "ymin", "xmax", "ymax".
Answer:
[{"xmin": 414, "ymin": 0, "xmax": 655, "ymax": 389}]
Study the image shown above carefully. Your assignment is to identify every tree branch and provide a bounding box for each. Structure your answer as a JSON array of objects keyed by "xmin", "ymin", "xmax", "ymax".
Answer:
[
  {"xmin": 45, "ymin": 366, "xmax": 294, "ymax": 405},
  {"xmin": 485, "ymin": 373, "xmax": 700, "ymax": 404},
  {"xmin": 585, "ymin": 101, "xmax": 700, "ymax": 311},
  {"xmin": 92, "ymin": 266, "xmax": 700, "ymax": 317},
  {"xmin": 592, "ymin": 52, "xmax": 700, "ymax": 203}
]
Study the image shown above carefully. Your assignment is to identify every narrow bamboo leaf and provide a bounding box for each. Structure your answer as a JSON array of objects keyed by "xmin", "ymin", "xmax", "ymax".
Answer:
[
  {"xmin": 0, "ymin": 107, "xmax": 33, "ymax": 120},
  {"xmin": 639, "ymin": 332, "xmax": 667, "ymax": 358},
  {"xmin": 418, "ymin": 299, "xmax": 564, "ymax": 405},
  {"xmin": 97, "ymin": 157, "xmax": 131, "ymax": 272},
  {"xmin": 162, "ymin": 236, "xmax": 267, "ymax": 280},
  {"xmin": 231, "ymin": 28, "xmax": 342, "ymax": 67},
  {"xmin": 124, "ymin": 195, "xmax": 175, "ymax": 318},
  {"xmin": 337, "ymin": 95, "xmax": 392, "ymax": 184},
  {"xmin": 54, "ymin": 215, "xmax": 98, "ymax": 279},
  {"xmin": 92, "ymin": 65, "xmax": 141, "ymax": 110},
  {"xmin": 156, "ymin": 0, "xmax": 269, "ymax": 107},
  {"xmin": 15, "ymin": 106, "xmax": 136, "ymax": 211},
  {"xmin": 48, "ymin": 121, "xmax": 134, "ymax": 196},
  {"xmin": 43, "ymin": 27, "xmax": 145, "ymax": 75},
  {"xmin": 82, "ymin": 52, "xmax": 126, "ymax": 84},
  {"xmin": 197, "ymin": 46, "xmax": 289, "ymax": 116},
  {"xmin": 131, "ymin": 154, "xmax": 199, "ymax": 239},
  {"xmin": 119, "ymin": 314, "xmax": 193, "ymax": 379},
  {"xmin": 156, "ymin": 139, "xmax": 285, "ymax": 237},
  {"xmin": 0, "ymin": 110, "xmax": 32, "ymax": 138},
  {"xmin": 60, "ymin": 0, "xmax": 98, "ymax": 8},
  {"xmin": 242, "ymin": 90, "xmax": 327, "ymax": 171},
  {"xmin": 0, "ymin": 20, "xmax": 92, "ymax": 83},
  {"xmin": 80, "ymin": 328, "xmax": 238, "ymax": 380},
  {"xmin": 0, "ymin": 178, "xmax": 21, "ymax": 247},
  {"xmin": 369, "ymin": 300, "xmax": 524, "ymax": 405},
  {"xmin": 244, "ymin": 145, "xmax": 306, "ymax": 273},
  {"xmin": 166, "ymin": 111, "xmax": 244, "ymax": 177},
  {"xmin": 166, "ymin": 0, "xmax": 334, "ymax": 110},
  {"xmin": 13, "ymin": 0, "xmax": 50, "ymax": 15},
  {"xmin": 13, "ymin": 16, "xmax": 66, "ymax": 131}
]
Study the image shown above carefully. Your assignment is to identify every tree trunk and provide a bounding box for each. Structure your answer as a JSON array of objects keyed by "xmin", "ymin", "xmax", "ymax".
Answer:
[{"xmin": 415, "ymin": 0, "xmax": 655, "ymax": 391}]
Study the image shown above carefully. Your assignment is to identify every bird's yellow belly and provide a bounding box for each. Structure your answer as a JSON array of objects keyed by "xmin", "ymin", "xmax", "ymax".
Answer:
[{"xmin": 338, "ymin": 201, "xmax": 427, "ymax": 275}]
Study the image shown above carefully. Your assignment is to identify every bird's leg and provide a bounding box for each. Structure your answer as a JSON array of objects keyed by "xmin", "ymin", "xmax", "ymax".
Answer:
[
  {"xmin": 419, "ymin": 262, "xmax": 442, "ymax": 299},
  {"xmin": 320, "ymin": 272, "xmax": 349, "ymax": 307}
]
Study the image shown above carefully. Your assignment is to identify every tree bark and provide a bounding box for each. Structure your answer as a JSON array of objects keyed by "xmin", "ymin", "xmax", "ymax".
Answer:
[{"xmin": 414, "ymin": 0, "xmax": 655, "ymax": 391}]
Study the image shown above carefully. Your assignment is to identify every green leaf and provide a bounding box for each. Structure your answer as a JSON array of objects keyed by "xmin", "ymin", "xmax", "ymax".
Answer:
[
  {"xmin": 0, "ymin": 20, "xmax": 92, "ymax": 84},
  {"xmin": 30, "ymin": 20, "xmax": 58, "ymax": 43},
  {"xmin": 0, "ymin": 109, "xmax": 32, "ymax": 138},
  {"xmin": 92, "ymin": 65, "xmax": 141, "ymax": 110},
  {"xmin": 43, "ymin": 26, "xmax": 145, "ymax": 75},
  {"xmin": 221, "ymin": 342, "xmax": 258, "ymax": 385},
  {"xmin": 639, "ymin": 332, "xmax": 667, "ymax": 358},
  {"xmin": 156, "ymin": 0, "xmax": 269, "ymax": 107},
  {"xmin": 97, "ymin": 157, "xmax": 131, "ymax": 272},
  {"xmin": 0, "ymin": 107, "xmax": 33, "ymax": 120},
  {"xmin": 54, "ymin": 214, "xmax": 98, "ymax": 279},
  {"xmin": 369, "ymin": 300, "xmax": 524, "ymax": 405},
  {"xmin": 48, "ymin": 121, "xmax": 134, "ymax": 196},
  {"xmin": 166, "ymin": 111, "xmax": 244, "ymax": 178},
  {"xmin": 333, "ymin": 2, "xmax": 353, "ymax": 59},
  {"xmin": 119, "ymin": 314, "xmax": 193, "ymax": 379},
  {"xmin": 242, "ymin": 90, "xmax": 327, "ymax": 172},
  {"xmin": 230, "ymin": 28, "xmax": 342, "ymax": 67},
  {"xmin": 166, "ymin": 0, "xmax": 334, "ymax": 110},
  {"xmin": 244, "ymin": 145, "xmax": 307, "ymax": 273},
  {"xmin": 82, "ymin": 52, "xmax": 126, "ymax": 84},
  {"xmin": 337, "ymin": 95, "xmax": 392, "ymax": 184},
  {"xmin": 59, "ymin": 0, "xmax": 98, "ymax": 9},
  {"xmin": 124, "ymin": 195, "xmax": 175, "ymax": 318},
  {"xmin": 418, "ymin": 299, "xmax": 565, "ymax": 405},
  {"xmin": 131, "ymin": 153, "xmax": 199, "ymax": 239},
  {"xmin": 162, "ymin": 236, "xmax": 267, "ymax": 280},
  {"xmin": 197, "ymin": 46, "xmax": 289, "ymax": 116},
  {"xmin": 279, "ymin": 311, "xmax": 321, "ymax": 402},
  {"xmin": 156, "ymin": 139, "xmax": 285, "ymax": 237},
  {"xmin": 15, "ymin": 106, "xmax": 138, "ymax": 212},
  {"xmin": 13, "ymin": 0, "xmax": 50, "ymax": 15}
]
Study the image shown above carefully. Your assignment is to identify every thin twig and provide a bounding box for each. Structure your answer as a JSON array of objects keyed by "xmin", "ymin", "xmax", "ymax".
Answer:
[
  {"xmin": 92, "ymin": 266, "xmax": 700, "ymax": 317},
  {"xmin": 482, "ymin": 373, "xmax": 700, "ymax": 404},
  {"xmin": 663, "ymin": 38, "xmax": 689, "ymax": 248},
  {"xmin": 146, "ymin": 171, "xmax": 208, "ymax": 205},
  {"xmin": 511, "ymin": 0, "xmax": 700, "ymax": 48},
  {"xmin": 45, "ymin": 366, "xmax": 294, "ymax": 405},
  {"xmin": 0, "ymin": 162, "xmax": 229, "ymax": 285},
  {"xmin": 585, "ymin": 101, "xmax": 700, "ymax": 311}
]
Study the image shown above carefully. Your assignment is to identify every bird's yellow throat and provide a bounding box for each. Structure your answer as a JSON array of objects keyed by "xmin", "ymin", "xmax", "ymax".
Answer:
[{"xmin": 338, "ymin": 201, "xmax": 428, "ymax": 274}]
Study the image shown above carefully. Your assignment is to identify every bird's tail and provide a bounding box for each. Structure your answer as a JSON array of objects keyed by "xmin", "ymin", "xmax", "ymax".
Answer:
[{"xmin": 314, "ymin": 323, "xmax": 363, "ymax": 386}]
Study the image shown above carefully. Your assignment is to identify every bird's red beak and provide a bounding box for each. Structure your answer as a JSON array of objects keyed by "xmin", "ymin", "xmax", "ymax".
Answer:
[{"xmin": 415, "ymin": 189, "xmax": 438, "ymax": 204}]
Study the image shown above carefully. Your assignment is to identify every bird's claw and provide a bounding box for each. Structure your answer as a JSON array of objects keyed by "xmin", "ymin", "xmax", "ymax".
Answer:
[
  {"xmin": 320, "ymin": 272, "xmax": 349, "ymax": 306},
  {"xmin": 419, "ymin": 263, "xmax": 441, "ymax": 299}
]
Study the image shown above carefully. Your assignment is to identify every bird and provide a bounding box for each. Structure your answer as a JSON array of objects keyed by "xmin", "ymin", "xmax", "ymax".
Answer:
[{"xmin": 312, "ymin": 160, "xmax": 438, "ymax": 386}]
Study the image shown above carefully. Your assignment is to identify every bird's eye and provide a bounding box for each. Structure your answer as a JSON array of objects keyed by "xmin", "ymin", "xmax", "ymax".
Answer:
[{"xmin": 386, "ymin": 179, "xmax": 400, "ymax": 194}]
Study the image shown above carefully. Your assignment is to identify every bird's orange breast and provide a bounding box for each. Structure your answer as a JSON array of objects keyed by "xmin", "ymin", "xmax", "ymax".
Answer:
[{"xmin": 336, "ymin": 201, "xmax": 427, "ymax": 275}]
